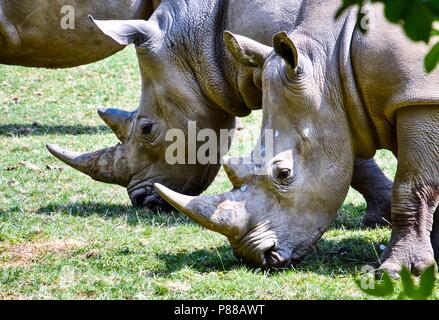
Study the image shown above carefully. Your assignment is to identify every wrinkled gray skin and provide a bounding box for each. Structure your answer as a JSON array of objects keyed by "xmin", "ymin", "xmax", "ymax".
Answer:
[
  {"xmin": 156, "ymin": 1, "xmax": 439, "ymax": 274},
  {"xmin": 0, "ymin": 0, "xmax": 158, "ymax": 68},
  {"xmin": 48, "ymin": 0, "xmax": 391, "ymax": 223}
]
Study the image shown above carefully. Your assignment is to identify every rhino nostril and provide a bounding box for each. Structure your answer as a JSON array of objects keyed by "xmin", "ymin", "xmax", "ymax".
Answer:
[
  {"xmin": 264, "ymin": 250, "xmax": 292, "ymax": 269},
  {"xmin": 130, "ymin": 189, "xmax": 148, "ymax": 208},
  {"xmin": 142, "ymin": 194, "xmax": 162, "ymax": 210},
  {"xmin": 144, "ymin": 195, "xmax": 174, "ymax": 212}
]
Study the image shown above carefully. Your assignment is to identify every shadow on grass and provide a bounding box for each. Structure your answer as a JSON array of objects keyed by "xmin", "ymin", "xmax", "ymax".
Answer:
[
  {"xmin": 36, "ymin": 201, "xmax": 382, "ymax": 276},
  {"xmin": 331, "ymin": 203, "xmax": 367, "ymax": 230},
  {"xmin": 36, "ymin": 202, "xmax": 193, "ymax": 226},
  {"xmin": 156, "ymin": 245, "xmax": 240, "ymax": 274},
  {"xmin": 35, "ymin": 201, "xmax": 368, "ymax": 229},
  {"xmin": 154, "ymin": 233, "xmax": 383, "ymax": 276},
  {"xmin": 0, "ymin": 123, "xmax": 111, "ymax": 136},
  {"xmin": 296, "ymin": 236, "xmax": 383, "ymax": 275}
]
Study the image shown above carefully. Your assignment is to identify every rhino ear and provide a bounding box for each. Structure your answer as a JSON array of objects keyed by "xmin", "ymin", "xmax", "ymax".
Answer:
[
  {"xmin": 89, "ymin": 15, "xmax": 158, "ymax": 46},
  {"xmin": 273, "ymin": 32, "xmax": 299, "ymax": 70},
  {"xmin": 224, "ymin": 31, "xmax": 272, "ymax": 69}
]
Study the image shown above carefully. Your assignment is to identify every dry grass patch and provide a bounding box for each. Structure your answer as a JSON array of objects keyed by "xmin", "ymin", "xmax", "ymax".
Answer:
[
  {"xmin": 0, "ymin": 240, "xmax": 87, "ymax": 268},
  {"xmin": 165, "ymin": 281, "xmax": 192, "ymax": 293}
]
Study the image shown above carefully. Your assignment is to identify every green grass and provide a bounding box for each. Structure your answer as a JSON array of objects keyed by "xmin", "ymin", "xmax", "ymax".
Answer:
[{"xmin": 0, "ymin": 48, "xmax": 436, "ymax": 300}]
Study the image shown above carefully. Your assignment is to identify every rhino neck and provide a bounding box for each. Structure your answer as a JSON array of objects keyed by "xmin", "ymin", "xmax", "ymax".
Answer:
[
  {"xmin": 164, "ymin": 0, "xmax": 251, "ymax": 118},
  {"xmin": 219, "ymin": 0, "xmax": 304, "ymax": 116},
  {"xmin": 291, "ymin": 0, "xmax": 379, "ymax": 159},
  {"xmin": 164, "ymin": 0, "xmax": 301, "ymax": 118}
]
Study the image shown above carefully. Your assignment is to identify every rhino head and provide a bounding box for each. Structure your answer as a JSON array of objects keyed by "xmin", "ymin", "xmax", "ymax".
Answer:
[
  {"xmin": 47, "ymin": 11, "xmax": 237, "ymax": 210},
  {"xmin": 155, "ymin": 31, "xmax": 356, "ymax": 267}
]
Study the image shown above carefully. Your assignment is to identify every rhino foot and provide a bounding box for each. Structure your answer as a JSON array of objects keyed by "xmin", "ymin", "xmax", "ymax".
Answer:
[
  {"xmin": 379, "ymin": 234, "xmax": 436, "ymax": 277},
  {"xmin": 362, "ymin": 198, "xmax": 392, "ymax": 228}
]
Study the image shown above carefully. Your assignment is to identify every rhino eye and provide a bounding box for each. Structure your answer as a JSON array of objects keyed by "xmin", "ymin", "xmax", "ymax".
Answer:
[
  {"xmin": 141, "ymin": 123, "xmax": 154, "ymax": 135},
  {"xmin": 277, "ymin": 168, "xmax": 291, "ymax": 181}
]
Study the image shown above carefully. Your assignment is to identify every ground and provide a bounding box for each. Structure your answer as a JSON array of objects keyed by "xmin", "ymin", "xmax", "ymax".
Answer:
[{"xmin": 0, "ymin": 49, "xmax": 437, "ymax": 300}]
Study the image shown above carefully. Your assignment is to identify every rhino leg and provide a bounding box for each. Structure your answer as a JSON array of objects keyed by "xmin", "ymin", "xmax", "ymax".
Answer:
[
  {"xmin": 351, "ymin": 159, "xmax": 393, "ymax": 228},
  {"xmin": 380, "ymin": 107, "xmax": 438, "ymax": 277}
]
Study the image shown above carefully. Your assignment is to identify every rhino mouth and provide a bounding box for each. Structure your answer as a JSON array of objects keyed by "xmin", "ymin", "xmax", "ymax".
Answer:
[
  {"xmin": 261, "ymin": 231, "xmax": 326, "ymax": 269},
  {"xmin": 129, "ymin": 185, "xmax": 173, "ymax": 212},
  {"xmin": 229, "ymin": 221, "xmax": 311, "ymax": 269},
  {"xmin": 233, "ymin": 242, "xmax": 300, "ymax": 269},
  {"xmin": 260, "ymin": 248, "xmax": 291, "ymax": 269},
  {"xmin": 258, "ymin": 245, "xmax": 306, "ymax": 269},
  {"xmin": 229, "ymin": 222, "xmax": 298, "ymax": 269}
]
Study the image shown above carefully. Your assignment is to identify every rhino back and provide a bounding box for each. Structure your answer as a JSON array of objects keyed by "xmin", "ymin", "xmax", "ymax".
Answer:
[{"xmin": 0, "ymin": 0, "xmax": 155, "ymax": 68}]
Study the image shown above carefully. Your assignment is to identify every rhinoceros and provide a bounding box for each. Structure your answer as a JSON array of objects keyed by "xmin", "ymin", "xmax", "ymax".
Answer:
[
  {"xmin": 47, "ymin": 0, "xmax": 392, "ymax": 227},
  {"xmin": 0, "ymin": 0, "xmax": 159, "ymax": 68},
  {"xmin": 155, "ymin": 1, "xmax": 439, "ymax": 275}
]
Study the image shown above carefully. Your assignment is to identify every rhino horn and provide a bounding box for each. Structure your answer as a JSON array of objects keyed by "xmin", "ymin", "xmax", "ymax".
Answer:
[
  {"xmin": 155, "ymin": 183, "xmax": 246, "ymax": 238},
  {"xmin": 98, "ymin": 107, "xmax": 135, "ymax": 142},
  {"xmin": 222, "ymin": 156, "xmax": 253, "ymax": 187},
  {"xmin": 46, "ymin": 144, "xmax": 129, "ymax": 187}
]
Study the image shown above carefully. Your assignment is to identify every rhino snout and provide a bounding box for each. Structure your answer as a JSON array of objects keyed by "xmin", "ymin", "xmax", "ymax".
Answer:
[
  {"xmin": 129, "ymin": 186, "xmax": 173, "ymax": 212},
  {"xmin": 229, "ymin": 221, "xmax": 294, "ymax": 269},
  {"xmin": 233, "ymin": 242, "xmax": 297, "ymax": 269}
]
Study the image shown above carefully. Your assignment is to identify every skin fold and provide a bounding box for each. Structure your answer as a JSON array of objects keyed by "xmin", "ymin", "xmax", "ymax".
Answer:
[
  {"xmin": 46, "ymin": 0, "xmax": 392, "ymax": 224},
  {"xmin": 155, "ymin": 0, "xmax": 439, "ymax": 274},
  {"xmin": 0, "ymin": 0, "xmax": 158, "ymax": 68}
]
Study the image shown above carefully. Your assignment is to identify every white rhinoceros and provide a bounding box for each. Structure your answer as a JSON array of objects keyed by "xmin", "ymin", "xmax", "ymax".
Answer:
[
  {"xmin": 156, "ymin": 0, "xmax": 439, "ymax": 275},
  {"xmin": 0, "ymin": 0, "xmax": 158, "ymax": 68},
  {"xmin": 47, "ymin": 0, "xmax": 392, "ymax": 228}
]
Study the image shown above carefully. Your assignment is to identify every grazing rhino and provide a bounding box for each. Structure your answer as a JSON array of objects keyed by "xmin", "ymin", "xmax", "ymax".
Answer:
[
  {"xmin": 0, "ymin": 0, "xmax": 159, "ymax": 68},
  {"xmin": 155, "ymin": 1, "xmax": 439, "ymax": 274},
  {"xmin": 47, "ymin": 0, "xmax": 392, "ymax": 226}
]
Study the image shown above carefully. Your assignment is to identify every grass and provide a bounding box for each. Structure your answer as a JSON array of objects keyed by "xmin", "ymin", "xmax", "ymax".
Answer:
[{"xmin": 0, "ymin": 48, "xmax": 436, "ymax": 300}]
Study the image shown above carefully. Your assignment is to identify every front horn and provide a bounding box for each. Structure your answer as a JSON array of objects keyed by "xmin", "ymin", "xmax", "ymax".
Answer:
[
  {"xmin": 98, "ymin": 107, "xmax": 135, "ymax": 142},
  {"xmin": 46, "ymin": 144, "xmax": 129, "ymax": 187},
  {"xmin": 154, "ymin": 183, "xmax": 248, "ymax": 238}
]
